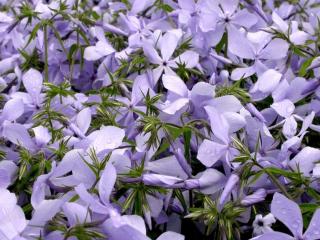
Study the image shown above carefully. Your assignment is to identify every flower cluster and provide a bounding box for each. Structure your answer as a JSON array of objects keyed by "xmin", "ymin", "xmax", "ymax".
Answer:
[{"xmin": 0, "ymin": 0, "xmax": 320, "ymax": 239}]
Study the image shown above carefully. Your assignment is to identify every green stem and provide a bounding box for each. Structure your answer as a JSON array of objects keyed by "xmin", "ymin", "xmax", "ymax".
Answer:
[
  {"xmin": 254, "ymin": 161, "xmax": 292, "ymax": 199},
  {"xmin": 43, "ymin": 24, "xmax": 49, "ymax": 82},
  {"xmin": 265, "ymin": 168, "xmax": 292, "ymax": 199}
]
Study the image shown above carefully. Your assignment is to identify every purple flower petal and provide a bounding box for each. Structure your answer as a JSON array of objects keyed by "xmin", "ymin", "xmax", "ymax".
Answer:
[
  {"xmin": 255, "ymin": 69, "xmax": 282, "ymax": 93},
  {"xmin": 2, "ymin": 122, "xmax": 36, "ymax": 150},
  {"xmin": 259, "ymin": 38, "xmax": 289, "ymax": 60},
  {"xmin": 32, "ymin": 126, "xmax": 51, "ymax": 147},
  {"xmin": 142, "ymin": 173, "xmax": 182, "ymax": 187},
  {"xmin": 0, "ymin": 189, "xmax": 27, "ymax": 239},
  {"xmin": 0, "ymin": 160, "xmax": 17, "ymax": 188},
  {"xmin": 289, "ymin": 147, "xmax": 320, "ymax": 176},
  {"xmin": 255, "ymin": 231, "xmax": 293, "ymax": 240},
  {"xmin": 143, "ymin": 44, "xmax": 162, "ymax": 65},
  {"xmin": 227, "ymin": 25, "xmax": 254, "ymax": 59},
  {"xmin": 204, "ymin": 106, "xmax": 230, "ymax": 143},
  {"xmin": 22, "ymin": 68, "xmax": 43, "ymax": 104},
  {"xmin": 160, "ymin": 30, "xmax": 182, "ymax": 61},
  {"xmin": 84, "ymin": 41, "xmax": 115, "ymax": 61},
  {"xmin": 1, "ymin": 98, "xmax": 24, "ymax": 121},
  {"xmin": 157, "ymin": 231, "xmax": 184, "ymax": 240},
  {"xmin": 62, "ymin": 202, "xmax": 91, "ymax": 227},
  {"xmin": 99, "ymin": 162, "xmax": 117, "ymax": 205},
  {"xmin": 231, "ymin": 65, "xmax": 256, "ymax": 81},
  {"xmin": 232, "ymin": 9, "xmax": 257, "ymax": 28},
  {"xmin": 173, "ymin": 50, "xmax": 199, "ymax": 69},
  {"xmin": 219, "ymin": 174, "xmax": 239, "ymax": 206},
  {"xmin": 76, "ymin": 107, "xmax": 91, "ymax": 134},
  {"xmin": 303, "ymin": 208, "xmax": 320, "ymax": 240},
  {"xmin": 88, "ymin": 126, "xmax": 125, "ymax": 153},
  {"xmin": 271, "ymin": 193, "xmax": 303, "ymax": 237},
  {"xmin": 197, "ymin": 139, "xmax": 227, "ymax": 167},
  {"xmin": 220, "ymin": 0, "xmax": 238, "ymax": 15},
  {"xmin": 271, "ymin": 99, "xmax": 295, "ymax": 118},
  {"xmin": 162, "ymin": 74, "xmax": 188, "ymax": 97},
  {"xmin": 197, "ymin": 169, "xmax": 226, "ymax": 194},
  {"xmin": 178, "ymin": 0, "xmax": 195, "ymax": 11}
]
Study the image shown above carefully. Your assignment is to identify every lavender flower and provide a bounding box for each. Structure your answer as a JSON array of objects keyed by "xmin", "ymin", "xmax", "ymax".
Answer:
[
  {"xmin": 252, "ymin": 213, "xmax": 275, "ymax": 236},
  {"xmin": 255, "ymin": 193, "xmax": 320, "ymax": 240}
]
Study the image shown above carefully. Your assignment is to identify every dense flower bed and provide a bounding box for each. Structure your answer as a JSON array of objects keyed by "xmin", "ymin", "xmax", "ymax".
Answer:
[{"xmin": 1, "ymin": 0, "xmax": 320, "ymax": 239}]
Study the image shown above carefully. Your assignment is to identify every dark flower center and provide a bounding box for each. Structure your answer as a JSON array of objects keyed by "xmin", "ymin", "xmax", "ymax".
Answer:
[{"xmin": 257, "ymin": 220, "xmax": 264, "ymax": 227}]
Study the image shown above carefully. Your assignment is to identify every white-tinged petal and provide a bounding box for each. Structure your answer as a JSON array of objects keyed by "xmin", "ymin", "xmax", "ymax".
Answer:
[
  {"xmin": 197, "ymin": 139, "xmax": 227, "ymax": 167},
  {"xmin": 88, "ymin": 126, "xmax": 125, "ymax": 152},
  {"xmin": 76, "ymin": 108, "xmax": 91, "ymax": 134},
  {"xmin": 223, "ymin": 112, "xmax": 246, "ymax": 133},
  {"xmin": 161, "ymin": 98, "xmax": 189, "ymax": 115},
  {"xmin": 256, "ymin": 69, "xmax": 282, "ymax": 93},
  {"xmin": 22, "ymin": 68, "xmax": 43, "ymax": 101},
  {"xmin": 84, "ymin": 41, "xmax": 115, "ymax": 61},
  {"xmin": 162, "ymin": 74, "xmax": 188, "ymax": 97},
  {"xmin": 1, "ymin": 98, "xmax": 24, "ymax": 121},
  {"xmin": 227, "ymin": 25, "xmax": 254, "ymax": 59},
  {"xmin": 160, "ymin": 30, "xmax": 182, "ymax": 61},
  {"xmin": 289, "ymin": 147, "xmax": 320, "ymax": 176},
  {"xmin": 271, "ymin": 99, "xmax": 295, "ymax": 118}
]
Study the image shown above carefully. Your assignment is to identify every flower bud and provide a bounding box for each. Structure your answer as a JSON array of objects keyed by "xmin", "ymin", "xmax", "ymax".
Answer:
[
  {"xmin": 184, "ymin": 179, "xmax": 200, "ymax": 190},
  {"xmin": 241, "ymin": 188, "xmax": 267, "ymax": 206},
  {"xmin": 246, "ymin": 103, "xmax": 266, "ymax": 123},
  {"xmin": 219, "ymin": 174, "xmax": 239, "ymax": 206},
  {"xmin": 142, "ymin": 174, "xmax": 182, "ymax": 187}
]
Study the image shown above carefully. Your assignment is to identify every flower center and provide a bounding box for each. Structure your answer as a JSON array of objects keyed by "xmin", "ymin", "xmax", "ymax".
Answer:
[{"xmin": 257, "ymin": 220, "xmax": 264, "ymax": 227}]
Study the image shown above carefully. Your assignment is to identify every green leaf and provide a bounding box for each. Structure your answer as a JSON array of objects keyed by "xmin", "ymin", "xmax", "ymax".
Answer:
[
  {"xmin": 25, "ymin": 22, "xmax": 42, "ymax": 49},
  {"xmin": 68, "ymin": 44, "xmax": 78, "ymax": 62},
  {"xmin": 77, "ymin": 28, "xmax": 90, "ymax": 45},
  {"xmin": 183, "ymin": 127, "xmax": 192, "ymax": 160},
  {"xmin": 0, "ymin": 150, "xmax": 6, "ymax": 160},
  {"xmin": 264, "ymin": 167, "xmax": 302, "ymax": 180},
  {"xmin": 299, "ymin": 57, "xmax": 315, "ymax": 77},
  {"xmin": 153, "ymin": 139, "xmax": 170, "ymax": 158},
  {"xmin": 247, "ymin": 170, "xmax": 264, "ymax": 185},
  {"xmin": 233, "ymin": 154, "xmax": 251, "ymax": 163},
  {"xmin": 306, "ymin": 188, "xmax": 320, "ymax": 201},
  {"xmin": 215, "ymin": 32, "xmax": 227, "ymax": 54},
  {"xmin": 300, "ymin": 203, "xmax": 319, "ymax": 214},
  {"xmin": 158, "ymin": 3, "xmax": 174, "ymax": 12},
  {"xmin": 292, "ymin": 46, "xmax": 308, "ymax": 57},
  {"xmin": 216, "ymin": 85, "xmax": 250, "ymax": 104},
  {"xmin": 173, "ymin": 189, "xmax": 188, "ymax": 212},
  {"xmin": 165, "ymin": 124, "xmax": 183, "ymax": 140},
  {"xmin": 91, "ymin": 11, "xmax": 100, "ymax": 20}
]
